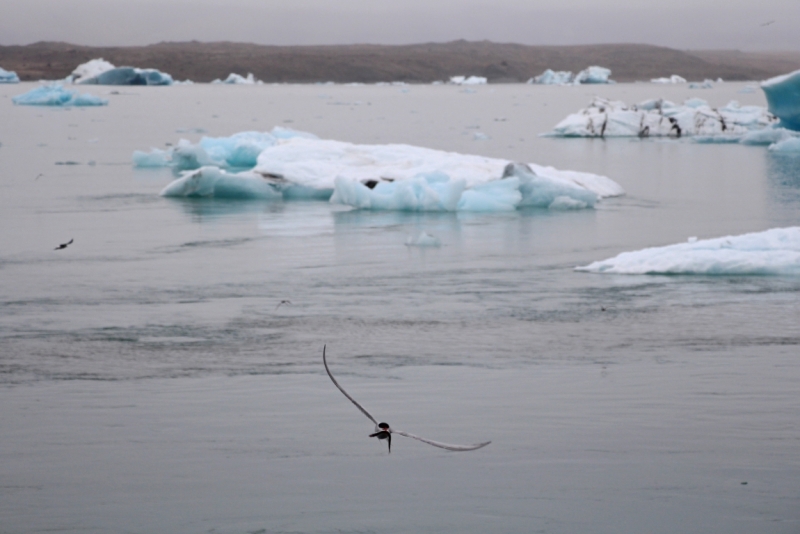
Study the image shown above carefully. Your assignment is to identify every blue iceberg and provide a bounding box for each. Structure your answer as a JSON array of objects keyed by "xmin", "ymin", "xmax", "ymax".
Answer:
[
  {"xmin": 576, "ymin": 227, "xmax": 800, "ymax": 276},
  {"xmin": 761, "ymin": 69, "xmax": 800, "ymax": 131},
  {"xmin": 0, "ymin": 67, "xmax": 20, "ymax": 83},
  {"xmin": 574, "ymin": 66, "xmax": 613, "ymax": 84},
  {"xmin": 12, "ymin": 84, "xmax": 108, "ymax": 106},
  {"xmin": 528, "ymin": 69, "xmax": 574, "ymax": 85},
  {"xmin": 768, "ymin": 137, "xmax": 800, "ymax": 153},
  {"xmin": 160, "ymin": 167, "xmax": 283, "ymax": 200},
  {"xmin": 70, "ymin": 58, "xmax": 173, "ymax": 85}
]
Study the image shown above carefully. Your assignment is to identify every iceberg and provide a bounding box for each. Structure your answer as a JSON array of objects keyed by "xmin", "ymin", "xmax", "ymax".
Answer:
[
  {"xmin": 449, "ymin": 76, "xmax": 488, "ymax": 85},
  {"xmin": 576, "ymin": 227, "xmax": 800, "ymax": 275},
  {"xmin": 688, "ymin": 79, "xmax": 714, "ymax": 89},
  {"xmin": 651, "ymin": 75, "xmax": 687, "ymax": 84},
  {"xmin": 761, "ymin": 69, "xmax": 800, "ymax": 131},
  {"xmin": 528, "ymin": 70, "xmax": 574, "ymax": 85},
  {"xmin": 574, "ymin": 66, "xmax": 613, "ymax": 84},
  {"xmin": 70, "ymin": 58, "xmax": 173, "ymax": 85},
  {"xmin": 212, "ymin": 73, "xmax": 260, "ymax": 84},
  {"xmin": 160, "ymin": 167, "xmax": 282, "ymax": 200},
  {"xmin": 133, "ymin": 127, "xmax": 319, "ymax": 170},
  {"xmin": 0, "ymin": 67, "xmax": 20, "ymax": 83},
  {"xmin": 157, "ymin": 132, "xmax": 624, "ymax": 209},
  {"xmin": 547, "ymin": 97, "xmax": 777, "ymax": 138},
  {"xmin": 768, "ymin": 137, "xmax": 800, "ymax": 153},
  {"xmin": 12, "ymin": 84, "xmax": 108, "ymax": 106},
  {"xmin": 739, "ymin": 126, "xmax": 798, "ymax": 146}
]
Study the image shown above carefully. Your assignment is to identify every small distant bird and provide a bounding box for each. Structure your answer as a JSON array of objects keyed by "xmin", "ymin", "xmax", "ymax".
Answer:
[
  {"xmin": 323, "ymin": 345, "xmax": 491, "ymax": 453},
  {"xmin": 761, "ymin": 20, "xmax": 775, "ymax": 26},
  {"xmin": 54, "ymin": 238, "xmax": 73, "ymax": 250},
  {"xmin": 275, "ymin": 300, "xmax": 292, "ymax": 309},
  {"xmin": 35, "ymin": 173, "xmax": 43, "ymax": 180},
  {"xmin": 601, "ymin": 306, "xmax": 607, "ymax": 312}
]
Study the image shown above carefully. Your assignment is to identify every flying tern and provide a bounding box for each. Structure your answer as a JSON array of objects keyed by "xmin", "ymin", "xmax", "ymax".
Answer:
[
  {"xmin": 323, "ymin": 345, "xmax": 491, "ymax": 453},
  {"xmin": 54, "ymin": 238, "xmax": 73, "ymax": 250}
]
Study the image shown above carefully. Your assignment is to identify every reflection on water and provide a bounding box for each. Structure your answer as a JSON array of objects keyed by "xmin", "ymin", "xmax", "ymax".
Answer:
[{"xmin": 765, "ymin": 151, "xmax": 800, "ymax": 207}]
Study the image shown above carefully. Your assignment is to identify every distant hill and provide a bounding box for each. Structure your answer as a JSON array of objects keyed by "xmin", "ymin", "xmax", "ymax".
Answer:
[{"xmin": 2, "ymin": 40, "xmax": 798, "ymax": 83}]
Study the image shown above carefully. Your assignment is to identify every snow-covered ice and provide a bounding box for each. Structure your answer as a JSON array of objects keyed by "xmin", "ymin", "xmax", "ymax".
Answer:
[
  {"xmin": 12, "ymin": 84, "xmax": 108, "ymax": 106},
  {"xmin": 576, "ymin": 227, "xmax": 800, "ymax": 275},
  {"xmin": 761, "ymin": 69, "xmax": 800, "ymax": 131},
  {"xmin": 449, "ymin": 76, "xmax": 487, "ymax": 85},
  {"xmin": 212, "ymin": 73, "xmax": 261, "ymax": 85},
  {"xmin": 70, "ymin": 58, "xmax": 173, "ymax": 85},
  {"xmin": 158, "ymin": 132, "xmax": 624, "ymax": 211},
  {"xmin": 527, "ymin": 70, "xmax": 574, "ymax": 85},
  {"xmin": 0, "ymin": 67, "xmax": 20, "ymax": 83},
  {"xmin": 651, "ymin": 75, "xmax": 687, "ymax": 84},
  {"xmin": 547, "ymin": 97, "xmax": 776, "ymax": 138}
]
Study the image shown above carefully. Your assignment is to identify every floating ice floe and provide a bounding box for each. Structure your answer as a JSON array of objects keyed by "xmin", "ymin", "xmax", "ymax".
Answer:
[
  {"xmin": 547, "ymin": 97, "xmax": 776, "ymax": 138},
  {"xmin": 159, "ymin": 133, "xmax": 624, "ymax": 211},
  {"xmin": 528, "ymin": 66, "xmax": 613, "ymax": 85},
  {"xmin": 688, "ymin": 79, "xmax": 714, "ymax": 89},
  {"xmin": 12, "ymin": 84, "xmax": 108, "ymax": 106},
  {"xmin": 768, "ymin": 137, "xmax": 800, "ymax": 153},
  {"xmin": 527, "ymin": 70, "xmax": 574, "ymax": 85},
  {"xmin": 134, "ymin": 127, "xmax": 318, "ymax": 170},
  {"xmin": 449, "ymin": 76, "xmax": 487, "ymax": 85},
  {"xmin": 0, "ymin": 67, "xmax": 20, "ymax": 83},
  {"xmin": 651, "ymin": 75, "xmax": 687, "ymax": 84},
  {"xmin": 406, "ymin": 231, "xmax": 441, "ymax": 247},
  {"xmin": 576, "ymin": 227, "xmax": 800, "ymax": 275},
  {"xmin": 69, "ymin": 58, "xmax": 173, "ymax": 85},
  {"xmin": 212, "ymin": 73, "xmax": 261, "ymax": 85},
  {"xmin": 761, "ymin": 69, "xmax": 800, "ymax": 131},
  {"xmin": 739, "ymin": 126, "xmax": 799, "ymax": 146}
]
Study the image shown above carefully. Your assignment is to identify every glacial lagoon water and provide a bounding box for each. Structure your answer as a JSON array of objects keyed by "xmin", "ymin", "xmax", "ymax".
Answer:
[{"xmin": 1, "ymin": 81, "xmax": 799, "ymax": 533}]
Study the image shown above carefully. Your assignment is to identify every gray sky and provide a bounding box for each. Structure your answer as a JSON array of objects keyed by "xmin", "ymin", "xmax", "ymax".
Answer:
[{"xmin": 1, "ymin": 0, "xmax": 798, "ymax": 51}]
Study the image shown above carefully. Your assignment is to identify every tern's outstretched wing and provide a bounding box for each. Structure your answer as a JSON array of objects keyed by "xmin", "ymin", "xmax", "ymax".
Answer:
[
  {"xmin": 392, "ymin": 429, "xmax": 491, "ymax": 452},
  {"xmin": 323, "ymin": 345, "xmax": 378, "ymax": 427}
]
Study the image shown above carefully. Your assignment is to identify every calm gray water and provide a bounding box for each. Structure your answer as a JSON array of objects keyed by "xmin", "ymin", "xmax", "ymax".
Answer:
[{"xmin": 1, "ymin": 81, "xmax": 799, "ymax": 533}]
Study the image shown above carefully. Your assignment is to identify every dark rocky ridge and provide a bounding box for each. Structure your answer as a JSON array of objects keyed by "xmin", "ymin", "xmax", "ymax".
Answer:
[{"xmin": 1, "ymin": 40, "xmax": 798, "ymax": 83}]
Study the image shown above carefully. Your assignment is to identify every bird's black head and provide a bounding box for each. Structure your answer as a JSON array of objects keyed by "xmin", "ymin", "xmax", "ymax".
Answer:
[{"xmin": 378, "ymin": 422, "xmax": 390, "ymax": 429}]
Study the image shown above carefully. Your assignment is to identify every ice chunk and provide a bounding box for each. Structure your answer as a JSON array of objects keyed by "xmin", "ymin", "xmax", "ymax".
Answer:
[
  {"xmin": 331, "ymin": 174, "xmax": 465, "ymax": 211},
  {"xmin": 159, "ymin": 167, "xmax": 282, "ymax": 199},
  {"xmin": 70, "ymin": 58, "xmax": 172, "ymax": 85},
  {"xmin": 406, "ymin": 231, "xmax": 441, "ymax": 247},
  {"xmin": 133, "ymin": 127, "xmax": 318, "ymax": 171},
  {"xmin": 547, "ymin": 97, "xmax": 777, "ymax": 138},
  {"xmin": 576, "ymin": 227, "xmax": 800, "ymax": 275},
  {"xmin": 740, "ymin": 127, "xmax": 798, "ymax": 145},
  {"xmin": 761, "ymin": 69, "xmax": 800, "ymax": 131},
  {"xmin": 688, "ymin": 79, "xmax": 714, "ymax": 89},
  {"xmin": 0, "ymin": 67, "xmax": 20, "ymax": 83},
  {"xmin": 449, "ymin": 76, "xmax": 487, "ymax": 85},
  {"xmin": 768, "ymin": 137, "xmax": 800, "ymax": 153},
  {"xmin": 505, "ymin": 163, "xmax": 597, "ymax": 208},
  {"xmin": 12, "ymin": 84, "xmax": 108, "ymax": 106},
  {"xmin": 528, "ymin": 70, "xmax": 573, "ymax": 85},
  {"xmin": 212, "ymin": 73, "xmax": 260, "ymax": 84},
  {"xmin": 457, "ymin": 178, "xmax": 521, "ymax": 211},
  {"xmin": 132, "ymin": 148, "xmax": 172, "ymax": 167},
  {"xmin": 651, "ymin": 75, "xmax": 687, "ymax": 84},
  {"xmin": 574, "ymin": 66, "xmax": 612, "ymax": 84}
]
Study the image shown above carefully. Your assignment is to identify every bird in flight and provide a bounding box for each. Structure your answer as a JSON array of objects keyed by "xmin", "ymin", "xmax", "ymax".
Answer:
[
  {"xmin": 322, "ymin": 345, "xmax": 491, "ymax": 453},
  {"xmin": 54, "ymin": 238, "xmax": 73, "ymax": 250},
  {"xmin": 275, "ymin": 300, "xmax": 292, "ymax": 309}
]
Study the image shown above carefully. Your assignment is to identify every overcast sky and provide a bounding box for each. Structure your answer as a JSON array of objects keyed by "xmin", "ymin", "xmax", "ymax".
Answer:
[{"xmin": 1, "ymin": 0, "xmax": 798, "ymax": 51}]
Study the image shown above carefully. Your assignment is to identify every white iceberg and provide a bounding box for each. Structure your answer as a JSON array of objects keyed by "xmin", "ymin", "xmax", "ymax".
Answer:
[
  {"xmin": 12, "ymin": 84, "xmax": 108, "ymax": 106},
  {"xmin": 449, "ymin": 76, "xmax": 487, "ymax": 85},
  {"xmin": 688, "ymin": 79, "xmax": 714, "ymax": 89},
  {"xmin": 761, "ymin": 69, "xmax": 800, "ymax": 131},
  {"xmin": 212, "ymin": 73, "xmax": 260, "ymax": 85},
  {"xmin": 547, "ymin": 97, "xmax": 777, "ymax": 138},
  {"xmin": 0, "ymin": 67, "xmax": 20, "ymax": 83},
  {"xmin": 651, "ymin": 75, "xmax": 687, "ymax": 84},
  {"xmin": 739, "ymin": 126, "xmax": 798, "ymax": 146},
  {"xmin": 528, "ymin": 70, "xmax": 573, "ymax": 85},
  {"xmin": 574, "ymin": 66, "xmax": 613, "ymax": 84},
  {"xmin": 576, "ymin": 227, "xmax": 800, "ymax": 276},
  {"xmin": 768, "ymin": 137, "xmax": 800, "ymax": 153},
  {"xmin": 70, "ymin": 58, "xmax": 173, "ymax": 85}
]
